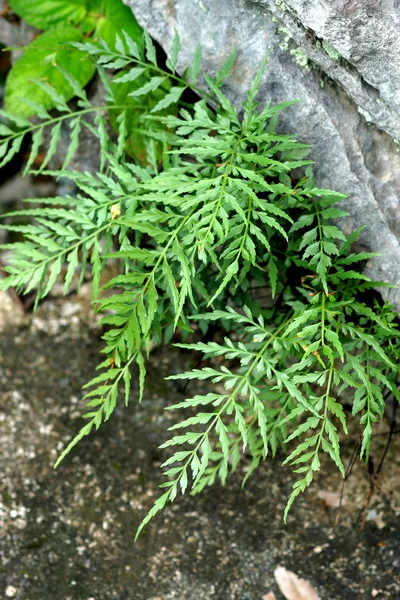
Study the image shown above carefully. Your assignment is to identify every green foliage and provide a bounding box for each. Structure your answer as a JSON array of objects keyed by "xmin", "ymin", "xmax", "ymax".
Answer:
[
  {"xmin": 92, "ymin": 0, "xmax": 144, "ymax": 49},
  {"xmin": 9, "ymin": 0, "xmax": 143, "ymax": 46},
  {"xmin": 108, "ymin": 68, "xmax": 175, "ymax": 161},
  {"xmin": 0, "ymin": 23, "xmax": 399, "ymax": 541},
  {"xmin": 6, "ymin": 0, "xmax": 143, "ymax": 119},
  {"xmin": 9, "ymin": 0, "xmax": 89, "ymax": 29},
  {"xmin": 5, "ymin": 26, "xmax": 96, "ymax": 118}
]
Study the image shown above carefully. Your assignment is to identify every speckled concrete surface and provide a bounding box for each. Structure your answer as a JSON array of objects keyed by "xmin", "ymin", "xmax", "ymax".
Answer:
[{"xmin": 0, "ymin": 292, "xmax": 399, "ymax": 600}]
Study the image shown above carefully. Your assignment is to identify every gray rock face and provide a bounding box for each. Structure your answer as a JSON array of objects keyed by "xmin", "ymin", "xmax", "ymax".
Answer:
[
  {"xmin": 126, "ymin": 0, "xmax": 400, "ymax": 309},
  {"xmin": 261, "ymin": 0, "xmax": 400, "ymax": 140}
]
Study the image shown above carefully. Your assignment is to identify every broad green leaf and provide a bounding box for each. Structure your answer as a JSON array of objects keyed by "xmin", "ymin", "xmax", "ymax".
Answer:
[
  {"xmin": 9, "ymin": 0, "xmax": 88, "ymax": 29},
  {"xmin": 9, "ymin": 0, "xmax": 144, "ymax": 53},
  {"xmin": 5, "ymin": 27, "xmax": 95, "ymax": 118},
  {"xmin": 93, "ymin": 0, "xmax": 144, "ymax": 51}
]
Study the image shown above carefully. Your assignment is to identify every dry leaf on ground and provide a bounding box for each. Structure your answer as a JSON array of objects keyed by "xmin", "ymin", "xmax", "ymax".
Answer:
[
  {"xmin": 262, "ymin": 593, "xmax": 277, "ymax": 600},
  {"xmin": 274, "ymin": 566, "xmax": 320, "ymax": 600},
  {"xmin": 318, "ymin": 489, "xmax": 346, "ymax": 507}
]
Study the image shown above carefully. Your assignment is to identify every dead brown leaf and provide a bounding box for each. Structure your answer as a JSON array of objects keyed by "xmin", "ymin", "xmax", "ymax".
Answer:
[
  {"xmin": 262, "ymin": 593, "xmax": 277, "ymax": 600},
  {"xmin": 318, "ymin": 489, "xmax": 345, "ymax": 508},
  {"xmin": 274, "ymin": 566, "xmax": 320, "ymax": 600}
]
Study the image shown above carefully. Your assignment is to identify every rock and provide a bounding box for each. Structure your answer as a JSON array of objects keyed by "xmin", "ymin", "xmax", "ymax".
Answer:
[
  {"xmin": 257, "ymin": 0, "xmax": 400, "ymax": 141},
  {"xmin": 125, "ymin": 0, "xmax": 400, "ymax": 309},
  {"xmin": 0, "ymin": 2, "xmax": 39, "ymax": 57},
  {"xmin": 0, "ymin": 291, "xmax": 26, "ymax": 331},
  {"xmin": 0, "ymin": 174, "xmax": 55, "ymax": 206}
]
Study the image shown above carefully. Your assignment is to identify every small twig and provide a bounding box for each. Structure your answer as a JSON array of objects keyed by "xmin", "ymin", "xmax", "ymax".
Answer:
[
  {"xmin": 350, "ymin": 390, "xmax": 398, "ymax": 529},
  {"xmin": 377, "ymin": 395, "xmax": 398, "ymax": 475},
  {"xmin": 335, "ymin": 436, "xmax": 361, "ymax": 527},
  {"xmin": 374, "ymin": 427, "xmax": 400, "ymax": 437},
  {"xmin": 359, "ymin": 456, "xmax": 380, "ymax": 530}
]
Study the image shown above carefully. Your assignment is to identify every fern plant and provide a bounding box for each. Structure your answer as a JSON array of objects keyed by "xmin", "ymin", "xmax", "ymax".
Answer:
[{"xmin": 0, "ymin": 23, "xmax": 399, "ymax": 539}]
